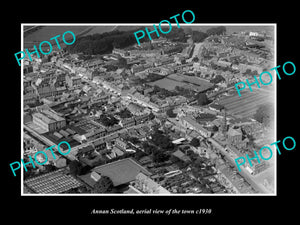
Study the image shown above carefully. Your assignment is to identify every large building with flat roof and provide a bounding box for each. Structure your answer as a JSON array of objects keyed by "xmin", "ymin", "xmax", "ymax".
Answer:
[
  {"xmin": 92, "ymin": 158, "xmax": 151, "ymax": 187},
  {"xmin": 32, "ymin": 109, "xmax": 66, "ymax": 132}
]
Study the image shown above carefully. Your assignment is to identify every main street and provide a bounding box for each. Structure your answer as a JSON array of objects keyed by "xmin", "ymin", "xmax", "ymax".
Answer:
[
  {"xmin": 166, "ymin": 115, "xmax": 269, "ymax": 194},
  {"xmin": 207, "ymin": 137, "xmax": 269, "ymax": 194}
]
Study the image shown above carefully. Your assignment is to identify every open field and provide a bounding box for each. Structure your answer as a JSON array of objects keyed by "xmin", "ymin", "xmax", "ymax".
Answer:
[
  {"xmin": 24, "ymin": 26, "xmax": 88, "ymax": 42},
  {"xmin": 23, "ymin": 26, "xmax": 115, "ymax": 48},
  {"xmin": 23, "ymin": 25, "xmax": 137, "ymax": 43},
  {"xmin": 186, "ymin": 25, "xmax": 274, "ymax": 35},
  {"xmin": 149, "ymin": 78, "xmax": 183, "ymax": 90},
  {"xmin": 149, "ymin": 73, "xmax": 214, "ymax": 93},
  {"xmin": 217, "ymin": 89, "xmax": 275, "ymax": 118},
  {"xmin": 168, "ymin": 74, "xmax": 212, "ymax": 86}
]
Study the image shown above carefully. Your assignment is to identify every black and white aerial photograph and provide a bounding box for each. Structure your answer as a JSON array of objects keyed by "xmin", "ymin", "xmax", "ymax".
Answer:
[
  {"xmin": 4, "ymin": 2, "xmax": 299, "ymax": 221},
  {"xmin": 21, "ymin": 24, "xmax": 276, "ymax": 195}
]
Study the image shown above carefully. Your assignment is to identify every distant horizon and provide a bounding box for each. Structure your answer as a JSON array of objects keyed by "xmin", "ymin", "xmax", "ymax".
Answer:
[
  {"xmin": 23, "ymin": 24, "xmax": 274, "ymax": 49},
  {"xmin": 24, "ymin": 24, "xmax": 275, "ymax": 41}
]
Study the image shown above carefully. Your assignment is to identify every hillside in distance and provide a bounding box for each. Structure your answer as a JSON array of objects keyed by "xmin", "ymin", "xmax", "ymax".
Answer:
[{"xmin": 65, "ymin": 26, "xmax": 187, "ymax": 55}]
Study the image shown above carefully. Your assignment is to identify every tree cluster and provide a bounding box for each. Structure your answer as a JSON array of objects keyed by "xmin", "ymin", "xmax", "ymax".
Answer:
[
  {"xmin": 192, "ymin": 56, "xmax": 199, "ymax": 62},
  {"xmin": 150, "ymin": 85, "xmax": 177, "ymax": 98},
  {"xmin": 142, "ymin": 142, "xmax": 158, "ymax": 155},
  {"xmin": 103, "ymin": 64, "xmax": 118, "ymax": 72},
  {"xmin": 190, "ymin": 138, "xmax": 200, "ymax": 147},
  {"xmin": 141, "ymin": 142, "xmax": 169, "ymax": 163},
  {"xmin": 125, "ymin": 136, "xmax": 141, "ymax": 145},
  {"xmin": 206, "ymin": 26, "xmax": 226, "ymax": 36},
  {"xmin": 192, "ymin": 31, "xmax": 208, "ymax": 43},
  {"xmin": 253, "ymin": 104, "xmax": 274, "ymax": 127},
  {"xmin": 116, "ymin": 57, "xmax": 128, "ymax": 69},
  {"xmin": 210, "ymin": 62, "xmax": 234, "ymax": 72},
  {"xmin": 99, "ymin": 114, "xmax": 119, "ymax": 127},
  {"xmin": 183, "ymin": 27, "xmax": 193, "ymax": 35},
  {"xmin": 160, "ymin": 26, "xmax": 187, "ymax": 42},
  {"xmin": 195, "ymin": 93, "xmax": 210, "ymax": 106},
  {"xmin": 210, "ymin": 75, "xmax": 226, "ymax": 84},
  {"xmin": 140, "ymin": 128, "xmax": 174, "ymax": 163},
  {"xmin": 243, "ymin": 69, "xmax": 259, "ymax": 76},
  {"xmin": 144, "ymin": 73, "xmax": 165, "ymax": 83},
  {"xmin": 69, "ymin": 160, "xmax": 91, "ymax": 176},
  {"xmin": 200, "ymin": 47, "xmax": 213, "ymax": 60},
  {"xmin": 151, "ymin": 128, "xmax": 174, "ymax": 150},
  {"xmin": 93, "ymin": 176, "xmax": 114, "ymax": 193},
  {"xmin": 189, "ymin": 26, "xmax": 226, "ymax": 43},
  {"xmin": 66, "ymin": 27, "xmax": 188, "ymax": 55},
  {"xmin": 166, "ymin": 107, "xmax": 177, "ymax": 118},
  {"xmin": 66, "ymin": 29, "xmax": 141, "ymax": 55},
  {"xmin": 117, "ymin": 108, "xmax": 133, "ymax": 119},
  {"xmin": 134, "ymin": 149, "xmax": 148, "ymax": 160},
  {"xmin": 152, "ymin": 150, "xmax": 170, "ymax": 163},
  {"xmin": 196, "ymin": 113, "xmax": 217, "ymax": 122}
]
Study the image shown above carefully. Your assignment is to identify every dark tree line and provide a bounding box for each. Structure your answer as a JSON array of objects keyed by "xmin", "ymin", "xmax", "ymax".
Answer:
[
  {"xmin": 191, "ymin": 26, "xmax": 227, "ymax": 43},
  {"xmin": 159, "ymin": 26, "xmax": 187, "ymax": 42},
  {"xmin": 253, "ymin": 103, "xmax": 274, "ymax": 127},
  {"xmin": 65, "ymin": 26, "xmax": 189, "ymax": 55},
  {"xmin": 206, "ymin": 26, "xmax": 226, "ymax": 36},
  {"xmin": 65, "ymin": 26, "xmax": 227, "ymax": 55},
  {"xmin": 66, "ymin": 29, "xmax": 141, "ymax": 55},
  {"xmin": 192, "ymin": 31, "xmax": 208, "ymax": 43}
]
